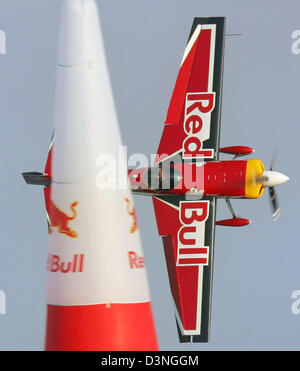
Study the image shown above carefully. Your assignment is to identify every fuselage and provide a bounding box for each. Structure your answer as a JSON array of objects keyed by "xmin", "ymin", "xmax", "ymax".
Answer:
[{"xmin": 128, "ymin": 159, "xmax": 265, "ymax": 199}]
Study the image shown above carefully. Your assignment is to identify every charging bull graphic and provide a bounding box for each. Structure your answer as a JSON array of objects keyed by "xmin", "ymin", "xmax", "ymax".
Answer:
[
  {"xmin": 49, "ymin": 200, "xmax": 79, "ymax": 238},
  {"xmin": 125, "ymin": 197, "xmax": 138, "ymax": 234}
]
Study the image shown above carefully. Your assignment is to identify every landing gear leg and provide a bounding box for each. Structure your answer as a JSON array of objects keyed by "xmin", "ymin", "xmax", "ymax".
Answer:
[{"xmin": 225, "ymin": 197, "xmax": 237, "ymax": 219}]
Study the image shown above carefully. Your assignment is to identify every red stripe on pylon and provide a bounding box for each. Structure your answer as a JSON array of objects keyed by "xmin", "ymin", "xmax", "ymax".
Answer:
[{"xmin": 45, "ymin": 302, "xmax": 159, "ymax": 351}]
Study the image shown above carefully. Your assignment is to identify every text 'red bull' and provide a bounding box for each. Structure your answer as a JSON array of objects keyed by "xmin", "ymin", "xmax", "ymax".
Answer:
[
  {"xmin": 128, "ymin": 251, "xmax": 145, "ymax": 269},
  {"xmin": 47, "ymin": 253, "xmax": 84, "ymax": 273},
  {"xmin": 177, "ymin": 201, "xmax": 210, "ymax": 266},
  {"xmin": 183, "ymin": 92, "xmax": 215, "ymax": 159}
]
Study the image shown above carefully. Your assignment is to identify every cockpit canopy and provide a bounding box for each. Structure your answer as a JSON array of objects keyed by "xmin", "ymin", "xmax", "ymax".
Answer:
[{"xmin": 144, "ymin": 165, "xmax": 182, "ymax": 190}]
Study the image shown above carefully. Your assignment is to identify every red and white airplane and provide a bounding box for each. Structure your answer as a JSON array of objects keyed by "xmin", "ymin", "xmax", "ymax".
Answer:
[
  {"xmin": 23, "ymin": 15, "xmax": 289, "ymax": 345},
  {"xmin": 128, "ymin": 17, "xmax": 289, "ymax": 342}
]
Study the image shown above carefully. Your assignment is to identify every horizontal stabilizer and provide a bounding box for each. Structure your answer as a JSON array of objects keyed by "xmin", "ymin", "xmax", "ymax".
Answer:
[{"xmin": 22, "ymin": 172, "xmax": 51, "ymax": 187}]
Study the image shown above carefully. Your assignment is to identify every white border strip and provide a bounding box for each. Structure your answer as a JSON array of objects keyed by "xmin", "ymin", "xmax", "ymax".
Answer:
[{"xmin": 181, "ymin": 25, "xmax": 201, "ymax": 67}]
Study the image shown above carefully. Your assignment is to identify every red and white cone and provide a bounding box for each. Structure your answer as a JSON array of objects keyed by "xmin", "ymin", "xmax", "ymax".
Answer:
[{"xmin": 45, "ymin": 0, "xmax": 158, "ymax": 351}]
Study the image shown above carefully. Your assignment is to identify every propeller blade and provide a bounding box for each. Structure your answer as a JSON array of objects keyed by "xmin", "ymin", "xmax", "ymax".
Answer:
[
  {"xmin": 269, "ymin": 186, "xmax": 281, "ymax": 220},
  {"xmin": 270, "ymin": 149, "xmax": 278, "ymax": 171}
]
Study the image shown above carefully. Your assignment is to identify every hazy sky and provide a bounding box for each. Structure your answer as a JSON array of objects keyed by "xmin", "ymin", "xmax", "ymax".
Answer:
[{"xmin": 0, "ymin": 0, "xmax": 300, "ymax": 350}]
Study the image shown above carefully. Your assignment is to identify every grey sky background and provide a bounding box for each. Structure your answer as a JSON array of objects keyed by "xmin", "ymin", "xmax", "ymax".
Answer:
[{"xmin": 0, "ymin": 0, "xmax": 299, "ymax": 350}]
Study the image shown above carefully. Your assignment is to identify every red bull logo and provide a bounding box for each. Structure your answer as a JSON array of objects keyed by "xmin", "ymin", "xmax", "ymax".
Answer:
[
  {"xmin": 49, "ymin": 200, "xmax": 78, "ymax": 238},
  {"xmin": 177, "ymin": 201, "xmax": 210, "ymax": 266},
  {"xmin": 183, "ymin": 92, "xmax": 215, "ymax": 159},
  {"xmin": 125, "ymin": 197, "xmax": 138, "ymax": 234}
]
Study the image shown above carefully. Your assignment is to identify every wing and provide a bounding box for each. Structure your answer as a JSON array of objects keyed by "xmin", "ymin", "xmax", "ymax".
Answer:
[
  {"xmin": 152, "ymin": 17, "xmax": 225, "ymax": 342},
  {"xmin": 155, "ymin": 17, "xmax": 225, "ymax": 164},
  {"xmin": 153, "ymin": 195, "xmax": 217, "ymax": 342}
]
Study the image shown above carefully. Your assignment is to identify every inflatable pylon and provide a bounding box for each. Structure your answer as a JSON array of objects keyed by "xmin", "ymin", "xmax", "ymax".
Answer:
[{"xmin": 41, "ymin": 0, "xmax": 158, "ymax": 351}]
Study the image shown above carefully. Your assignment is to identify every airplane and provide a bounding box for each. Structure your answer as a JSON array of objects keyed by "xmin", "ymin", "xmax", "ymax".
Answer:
[
  {"xmin": 22, "ymin": 15, "xmax": 289, "ymax": 345},
  {"xmin": 127, "ymin": 17, "xmax": 289, "ymax": 343}
]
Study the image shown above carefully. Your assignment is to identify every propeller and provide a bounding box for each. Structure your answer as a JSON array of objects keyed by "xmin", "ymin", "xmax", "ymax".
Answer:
[
  {"xmin": 245, "ymin": 151, "xmax": 289, "ymax": 221},
  {"xmin": 268, "ymin": 154, "xmax": 280, "ymax": 220},
  {"xmin": 269, "ymin": 185, "xmax": 281, "ymax": 220},
  {"xmin": 262, "ymin": 154, "xmax": 289, "ymax": 221}
]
